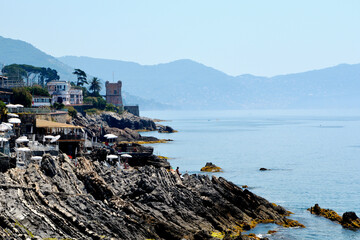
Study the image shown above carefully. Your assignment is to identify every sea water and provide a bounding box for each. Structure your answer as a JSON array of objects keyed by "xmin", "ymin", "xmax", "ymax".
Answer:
[{"xmin": 141, "ymin": 109, "xmax": 360, "ymax": 240}]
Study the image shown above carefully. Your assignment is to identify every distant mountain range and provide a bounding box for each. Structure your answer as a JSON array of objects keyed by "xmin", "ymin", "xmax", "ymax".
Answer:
[
  {"xmin": 59, "ymin": 56, "xmax": 360, "ymax": 109},
  {"xmin": 1, "ymin": 35, "xmax": 360, "ymax": 110},
  {"xmin": 0, "ymin": 36, "xmax": 168, "ymax": 110}
]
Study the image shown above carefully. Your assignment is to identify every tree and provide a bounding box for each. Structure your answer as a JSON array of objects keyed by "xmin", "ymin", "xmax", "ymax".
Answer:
[
  {"xmin": 73, "ymin": 69, "xmax": 88, "ymax": 86},
  {"xmin": 89, "ymin": 77, "xmax": 101, "ymax": 96},
  {"xmin": 2, "ymin": 64, "xmax": 60, "ymax": 87},
  {"xmin": 26, "ymin": 85, "xmax": 50, "ymax": 97},
  {"xmin": 0, "ymin": 101, "xmax": 7, "ymax": 122},
  {"xmin": 12, "ymin": 87, "xmax": 32, "ymax": 107}
]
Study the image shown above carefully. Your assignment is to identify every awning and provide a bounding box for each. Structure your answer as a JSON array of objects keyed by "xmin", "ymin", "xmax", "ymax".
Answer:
[{"xmin": 36, "ymin": 119, "xmax": 83, "ymax": 129}]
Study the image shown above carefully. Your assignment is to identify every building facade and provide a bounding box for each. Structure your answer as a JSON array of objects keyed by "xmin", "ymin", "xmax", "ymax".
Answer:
[
  {"xmin": 105, "ymin": 81, "xmax": 123, "ymax": 107},
  {"xmin": 47, "ymin": 81, "xmax": 83, "ymax": 105},
  {"xmin": 32, "ymin": 96, "xmax": 51, "ymax": 107}
]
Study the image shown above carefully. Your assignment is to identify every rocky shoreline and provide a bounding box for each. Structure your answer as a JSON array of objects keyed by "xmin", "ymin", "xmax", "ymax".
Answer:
[
  {"xmin": 0, "ymin": 111, "xmax": 307, "ymax": 239},
  {"xmin": 0, "ymin": 150, "xmax": 303, "ymax": 239},
  {"xmin": 71, "ymin": 111, "xmax": 169, "ymax": 143}
]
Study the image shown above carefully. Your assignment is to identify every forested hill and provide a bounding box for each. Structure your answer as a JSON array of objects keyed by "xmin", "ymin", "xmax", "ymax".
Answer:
[
  {"xmin": 0, "ymin": 36, "xmax": 75, "ymax": 81},
  {"xmin": 59, "ymin": 56, "xmax": 360, "ymax": 109}
]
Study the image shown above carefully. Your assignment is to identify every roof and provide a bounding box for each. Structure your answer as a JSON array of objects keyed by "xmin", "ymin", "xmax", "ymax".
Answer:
[
  {"xmin": 36, "ymin": 119, "xmax": 83, "ymax": 129},
  {"xmin": 32, "ymin": 95, "xmax": 51, "ymax": 98},
  {"xmin": 47, "ymin": 80, "xmax": 69, "ymax": 85}
]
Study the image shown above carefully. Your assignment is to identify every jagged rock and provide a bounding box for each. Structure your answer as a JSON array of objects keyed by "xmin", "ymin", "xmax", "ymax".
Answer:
[
  {"xmin": 157, "ymin": 124, "xmax": 175, "ymax": 133},
  {"xmin": 101, "ymin": 111, "xmax": 156, "ymax": 131},
  {"xmin": 71, "ymin": 112, "xmax": 161, "ymax": 142},
  {"xmin": 342, "ymin": 212, "xmax": 360, "ymax": 229},
  {"xmin": 0, "ymin": 154, "xmax": 300, "ymax": 239},
  {"xmin": 308, "ymin": 204, "xmax": 360, "ymax": 229},
  {"xmin": 40, "ymin": 154, "xmax": 57, "ymax": 177}
]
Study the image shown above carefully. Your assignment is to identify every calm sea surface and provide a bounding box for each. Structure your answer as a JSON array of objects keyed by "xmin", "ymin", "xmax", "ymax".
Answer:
[{"xmin": 141, "ymin": 110, "xmax": 360, "ymax": 240}]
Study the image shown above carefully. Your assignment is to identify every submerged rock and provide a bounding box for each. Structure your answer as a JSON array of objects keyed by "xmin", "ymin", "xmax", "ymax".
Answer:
[{"xmin": 201, "ymin": 162, "xmax": 223, "ymax": 172}]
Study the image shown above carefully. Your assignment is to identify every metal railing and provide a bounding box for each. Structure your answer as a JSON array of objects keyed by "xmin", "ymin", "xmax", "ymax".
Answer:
[{"xmin": 8, "ymin": 108, "xmax": 68, "ymax": 114}]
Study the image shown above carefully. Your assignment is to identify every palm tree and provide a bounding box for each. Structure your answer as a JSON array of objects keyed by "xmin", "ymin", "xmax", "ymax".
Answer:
[{"xmin": 89, "ymin": 77, "xmax": 101, "ymax": 95}]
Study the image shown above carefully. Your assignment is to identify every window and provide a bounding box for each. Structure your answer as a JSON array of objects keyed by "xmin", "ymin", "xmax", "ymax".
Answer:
[{"xmin": 114, "ymin": 90, "xmax": 117, "ymax": 94}]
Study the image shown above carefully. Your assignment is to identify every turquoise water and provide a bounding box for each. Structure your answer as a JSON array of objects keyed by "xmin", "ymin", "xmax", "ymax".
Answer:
[{"xmin": 141, "ymin": 110, "xmax": 360, "ymax": 240}]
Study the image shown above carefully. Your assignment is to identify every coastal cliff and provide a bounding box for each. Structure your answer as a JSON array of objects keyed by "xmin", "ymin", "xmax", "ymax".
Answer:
[
  {"xmin": 0, "ymin": 153, "xmax": 301, "ymax": 239},
  {"xmin": 71, "ymin": 111, "xmax": 158, "ymax": 142}
]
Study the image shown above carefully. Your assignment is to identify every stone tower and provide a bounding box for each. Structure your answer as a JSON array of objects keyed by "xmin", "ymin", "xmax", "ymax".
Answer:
[{"xmin": 105, "ymin": 81, "xmax": 123, "ymax": 107}]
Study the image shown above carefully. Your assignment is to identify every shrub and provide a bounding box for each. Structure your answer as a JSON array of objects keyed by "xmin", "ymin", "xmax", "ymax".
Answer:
[
  {"xmin": 53, "ymin": 102, "xmax": 65, "ymax": 110},
  {"xmin": 12, "ymin": 87, "xmax": 32, "ymax": 107},
  {"xmin": 65, "ymin": 106, "xmax": 77, "ymax": 118}
]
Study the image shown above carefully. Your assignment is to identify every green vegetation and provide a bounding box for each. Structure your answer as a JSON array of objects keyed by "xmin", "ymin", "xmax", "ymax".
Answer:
[
  {"xmin": 84, "ymin": 108, "xmax": 102, "ymax": 115},
  {"xmin": 0, "ymin": 101, "xmax": 7, "ymax": 121},
  {"xmin": 2, "ymin": 64, "xmax": 59, "ymax": 86},
  {"xmin": 12, "ymin": 87, "xmax": 32, "ymax": 107},
  {"xmin": 84, "ymin": 96, "xmax": 106, "ymax": 110},
  {"xmin": 26, "ymin": 85, "xmax": 50, "ymax": 97},
  {"xmin": 72, "ymin": 68, "xmax": 88, "ymax": 86},
  {"xmin": 53, "ymin": 102, "xmax": 65, "ymax": 110},
  {"xmin": 65, "ymin": 106, "xmax": 78, "ymax": 118}
]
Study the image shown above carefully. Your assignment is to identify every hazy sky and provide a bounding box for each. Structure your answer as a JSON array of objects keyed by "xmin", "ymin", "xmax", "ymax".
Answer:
[{"xmin": 1, "ymin": 0, "xmax": 360, "ymax": 76}]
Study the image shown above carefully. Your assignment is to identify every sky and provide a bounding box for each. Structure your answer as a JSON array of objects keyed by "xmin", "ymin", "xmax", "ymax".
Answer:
[{"xmin": 1, "ymin": 0, "xmax": 360, "ymax": 77}]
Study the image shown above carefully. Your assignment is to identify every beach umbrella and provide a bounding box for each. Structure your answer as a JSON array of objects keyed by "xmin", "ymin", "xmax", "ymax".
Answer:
[
  {"xmin": 16, "ymin": 147, "xmax": 31, "ymax": 152},
  {"xmin": 107, "ymin": 154, "xmax": 119, "ymax": 159},
  {"xmin": 31, "ymin": 156, "xmax": 42, "ymax": 161},
  {"xmin": 104, "ymin": 134, "xmax": 118, "ymax": 139},
  {"xmin": 44, "ymin": 135, "xmax": 54, "ymax": 139},
  {"xmin": 7, "ymin": 113, "xmax": 19, "ymax": 118},
  {"xmin": 121, "ymin": 154, "xmax": 132, "ymax": 158},
  {"xmin": 0, "ymin": 124, "xmax": 11, "ymax": 131},
  {"xmin": 3, "ymin": 123, "xmax": 12, "ymax": 127},
  {"xmin": 5, "ymin": 104, "xmax": 17, "ymax": 108},
  {"xmin": 15, "ymin": 104, "xmax": 24, "ymax": 108},
  {"xmin": 50, "ymin": 135, "xmax": 61, "ymax": 143},
  {"xmin": 0, "ymin": 137, "xmax": 8, "ymax": 142},
  {"xmin": 16, "ymin": 136, "xmax": 29, "ymax": 143},
  {"xmin": 8, "ymin": 118, "xmax": 21, "ymax": 124}
]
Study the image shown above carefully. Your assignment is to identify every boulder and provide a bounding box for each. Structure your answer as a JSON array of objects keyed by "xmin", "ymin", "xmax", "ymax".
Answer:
[{"xmin": 201, "ymin": 162, "xmax": 223, "ymax": 172}]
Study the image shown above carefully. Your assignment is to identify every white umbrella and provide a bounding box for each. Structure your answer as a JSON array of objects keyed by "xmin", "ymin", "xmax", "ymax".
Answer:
[
  {"xmin": 8, "ymin": 118, "xmax": 21, "ymax": 124},
  {"xmin": 0, "ymin": 137, "xmax": 8, "ymax": 142},
  {"xmin": 16, "ymin": 147, "xmax": 31, "ymax": 152},
  {"xmin": 0, "ymin": 124, "xmax": 11, "ymax": 131},
  {"xmin": 7, "ymin": 113, "xmax": 19, "ymax": 118},
  {"xmin": 16, "ymin": 136, "xmax": 29, "ymax": 143},
  {"xmin": 3, "ymin": 123, "xmax": 13, "ymax": 127},
  {"xmin": 6, "ymin": 104, "xmax": 17, "ymax": 108},
  {"xmin": 50, "ymin": 135, "xmax": 61, "ymax": 143},
  {"xmin": 31, "ymin": 156, "xmax": 42, "ymax": 161},
  {"xmin": 15, "ymin": 104, "xmax": 24, "ymax": 108},
  {"xmin": 104, "ymin": 134, "xmax": 118, "ymax": 139},
  {"xmin": 107, "ymin": 154, "xmax": 119, "ymax": 159},
  {"xmin": 121, "ymin": 154, "xmax": 132, "ymax": 158},
  {"xmin": 44, "ymin": 135, "xmax": 54, "ymax": 139}
]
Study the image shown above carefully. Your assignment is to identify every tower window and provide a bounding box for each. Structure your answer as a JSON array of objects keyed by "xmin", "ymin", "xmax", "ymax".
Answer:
[{"xmin": 114, "ymin": 90, "xmax": 117, "ymax": 94}]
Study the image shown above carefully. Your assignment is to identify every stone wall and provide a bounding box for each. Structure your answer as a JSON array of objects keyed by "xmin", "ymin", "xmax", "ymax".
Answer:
[{"xmin": 124, "ymin": 105, "xmax": 139, "ymax": 116}]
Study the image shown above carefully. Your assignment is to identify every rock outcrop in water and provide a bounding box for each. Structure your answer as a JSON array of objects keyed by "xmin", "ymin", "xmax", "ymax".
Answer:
[
  {"xmin": 201, "ymin": 162, "xmax": 223, "ymax": 172},
  {"xmin": 308, "ymin": 204, "xmax": 360, "ymax": 229},
  {"xmin": 0, "ymin": 152, "xmax": 304, "ymax": 239}
]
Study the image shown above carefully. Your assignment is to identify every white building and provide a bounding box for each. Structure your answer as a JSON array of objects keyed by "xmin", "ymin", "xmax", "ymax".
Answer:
[
  {"xmin": 47, "ymin": 80, "xmax": 83, "ymax": 105},
  {"xmin": 32, "ymin": 96, "xmax": 51, "ymax": 107}
]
